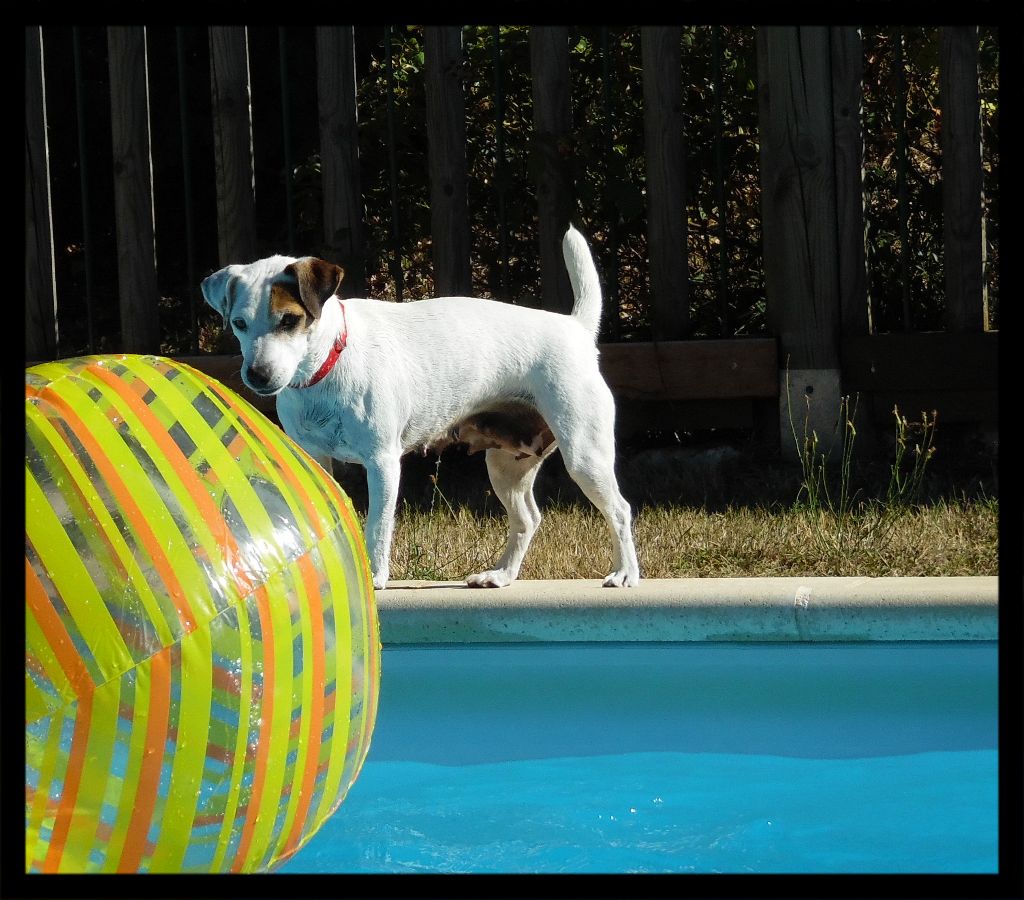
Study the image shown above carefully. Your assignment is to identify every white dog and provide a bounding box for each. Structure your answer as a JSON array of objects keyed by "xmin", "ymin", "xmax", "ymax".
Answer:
[{"xmin": 201, "ymin": 226, "xmax": 639, "ymax": 591}]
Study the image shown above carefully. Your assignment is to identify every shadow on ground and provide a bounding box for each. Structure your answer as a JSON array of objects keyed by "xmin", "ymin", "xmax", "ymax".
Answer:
[{"xmin": 332, "ymin": 422, "xmax": 998, "ymax": 518}]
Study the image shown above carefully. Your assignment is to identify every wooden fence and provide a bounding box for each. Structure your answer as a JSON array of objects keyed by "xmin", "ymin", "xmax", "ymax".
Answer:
[{"xmin": 25, "ymin": 25, "xmax": 998, "ymax": 452}]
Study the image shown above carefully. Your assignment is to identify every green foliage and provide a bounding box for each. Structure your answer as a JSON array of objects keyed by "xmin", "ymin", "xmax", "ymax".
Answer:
[
  {"xmin": 862, "ymin": 26, "xmax": 999, "ymax": 332},
  {"xmin": 301, "ymin": 26, "xmax": 769, "ymax": 338},
  {"xmin": 314, "ymin": 25, "xmax": 997, "ymax": 340},
  {"xmin": 48, "ymin": 25, "xmax": 996, "ymax": 356}
]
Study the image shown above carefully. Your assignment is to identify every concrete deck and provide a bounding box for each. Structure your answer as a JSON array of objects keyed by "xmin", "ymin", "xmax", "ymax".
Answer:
[{"xmin": 376, "ymin": 576, "xmax": 998, "ymax": 643}]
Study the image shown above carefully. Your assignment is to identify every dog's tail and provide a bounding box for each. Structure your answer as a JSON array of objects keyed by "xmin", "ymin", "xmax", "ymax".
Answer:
[{"xmin": 563, "ymin": 224, "xmax": 603, "ymax": 339}]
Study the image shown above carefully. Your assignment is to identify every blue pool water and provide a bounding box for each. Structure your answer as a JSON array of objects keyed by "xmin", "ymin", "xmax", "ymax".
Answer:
[{"xmin": 281, "ymin": 642, "xmax": 998, "ymax": 874}]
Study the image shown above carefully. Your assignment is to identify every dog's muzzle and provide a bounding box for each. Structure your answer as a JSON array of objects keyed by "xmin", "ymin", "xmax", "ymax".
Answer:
[{"xmin": 244, "ymin": 364, "xmax": 280, "ymax": 395}]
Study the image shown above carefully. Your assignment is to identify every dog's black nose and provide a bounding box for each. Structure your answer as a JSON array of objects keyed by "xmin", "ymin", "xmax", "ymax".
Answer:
[{"xmin": 246, "ymin": 365, "xmax": 271, "ymax": 390}]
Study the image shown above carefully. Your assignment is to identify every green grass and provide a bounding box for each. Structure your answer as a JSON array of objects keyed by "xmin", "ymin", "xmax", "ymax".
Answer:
[
  {"xmin": 376, "ymin": 393, "xmax": 996, "ymax": 582},
  {"xmin": 387, "ymin": 496, "xmax": 997, "ymax": 581}
]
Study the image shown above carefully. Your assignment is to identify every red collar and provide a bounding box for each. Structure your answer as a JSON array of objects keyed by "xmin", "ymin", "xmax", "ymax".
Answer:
[{"xmin": 298, "ymin": 301, "xmax": 347, "ymax": 388}]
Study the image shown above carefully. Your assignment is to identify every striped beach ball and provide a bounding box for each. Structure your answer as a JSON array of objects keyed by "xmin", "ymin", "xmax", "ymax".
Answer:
[{"xmin": 25, "ymin": 355, "xmax": 379, "ymax": 873}]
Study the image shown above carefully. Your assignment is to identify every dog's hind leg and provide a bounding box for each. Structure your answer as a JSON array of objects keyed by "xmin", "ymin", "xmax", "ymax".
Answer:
[
  {"xmin": 466, "ymin": 448, "xmax": 549, "ymax": 588},
  {"xmin": 567, "ymin": 461, "xmax": 640, "ymax": 586},
  {"xmin": 552, "ymin": 395, "xmax": 640, "ymax": 588}
]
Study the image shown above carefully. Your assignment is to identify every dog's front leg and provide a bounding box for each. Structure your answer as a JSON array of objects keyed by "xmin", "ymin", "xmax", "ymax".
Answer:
[{"xmin": 364, "ymin": 453, "xmax": 401, "ymax": 591}]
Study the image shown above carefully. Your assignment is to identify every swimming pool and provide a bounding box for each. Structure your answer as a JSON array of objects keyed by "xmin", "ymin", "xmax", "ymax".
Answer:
[{"xmin": 280, "ymin": 641, "xmax": 997, "ymax": 874}]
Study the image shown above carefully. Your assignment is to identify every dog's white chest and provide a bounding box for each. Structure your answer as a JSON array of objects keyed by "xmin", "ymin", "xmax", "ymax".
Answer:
[{"xmin": 277, "ymin": 391, "xmax": 363, "ymax": 463}]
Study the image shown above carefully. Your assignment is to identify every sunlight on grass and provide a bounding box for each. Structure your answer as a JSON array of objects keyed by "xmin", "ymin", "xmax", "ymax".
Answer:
[
  {"xmin": 378, "ymin": 389, "xmax": 996, "ymax": 583},
  {"xmin": 387, "ymin": 497, "xmax": 997, "ymax": 581}
]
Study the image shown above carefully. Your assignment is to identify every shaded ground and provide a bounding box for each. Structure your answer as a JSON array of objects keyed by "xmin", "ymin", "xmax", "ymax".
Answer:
[{"xmin": 332, "ymin": 421, "xmax": 998, "ymax": 517}]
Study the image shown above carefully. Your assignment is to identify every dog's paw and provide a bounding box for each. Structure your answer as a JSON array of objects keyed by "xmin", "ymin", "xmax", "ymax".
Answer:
[
  {"xmin": 602, "ymin": 569, "xmax": 640, "ymax": 588},
  {"xmin": 466, "ymin": 569, "xmax": 513, "ymax": 588},
  {"xmin": 372, "ymin": 573, "xmax": 389, "ymax": 591}
]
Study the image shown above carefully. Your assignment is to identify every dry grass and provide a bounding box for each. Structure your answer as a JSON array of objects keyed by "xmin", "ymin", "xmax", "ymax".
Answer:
[{"xmin": 387, "ymin": 497, "xmax": 998, "ymax": 581}]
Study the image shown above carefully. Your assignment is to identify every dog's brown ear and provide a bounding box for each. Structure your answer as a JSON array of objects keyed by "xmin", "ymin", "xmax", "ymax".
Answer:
[{"xmin": 283, "ymin": 257, "xmax": 345, "ymax": 318}]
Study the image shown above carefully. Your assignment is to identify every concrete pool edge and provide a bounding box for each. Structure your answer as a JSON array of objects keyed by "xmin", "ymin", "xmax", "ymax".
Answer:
[{"xmin": 376, "ymin": 576, "xmax": 998, "ymax": 643}]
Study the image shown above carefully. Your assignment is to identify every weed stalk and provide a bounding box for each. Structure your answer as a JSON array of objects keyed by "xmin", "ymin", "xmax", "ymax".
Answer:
[{"xmin": 785, "ymin": 366, "xmax": 938, "ymax": 559}]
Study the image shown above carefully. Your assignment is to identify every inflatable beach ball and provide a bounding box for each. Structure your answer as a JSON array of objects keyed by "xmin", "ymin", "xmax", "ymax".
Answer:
[{"xmin": 25, "ymin": 355, "xmax": 379, "ymax": 873}]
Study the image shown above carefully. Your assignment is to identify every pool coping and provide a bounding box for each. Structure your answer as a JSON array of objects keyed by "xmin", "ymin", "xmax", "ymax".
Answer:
[{"xmin": 376, "ymin": 576, "xmax": 998, "ymax": 643}]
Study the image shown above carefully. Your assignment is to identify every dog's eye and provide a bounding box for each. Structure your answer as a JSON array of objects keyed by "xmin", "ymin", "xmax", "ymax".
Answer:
[
  {"xmin": 278, "ymin": 313, "xmax": 301, "ymax": 331},
  {"xmin": 232, "ymin": 318, "xmax": 247, "ymax": 333}
]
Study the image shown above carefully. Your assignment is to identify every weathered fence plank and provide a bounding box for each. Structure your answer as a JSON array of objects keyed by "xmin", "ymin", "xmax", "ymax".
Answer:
[
  {"xmin": 831, "ymin": 26, "xmax": 870, "ymax": 337},
  {"xmin": 172, "ymin": 331, "xmax": 1000, "ymax": 431},
  {"xmin": 757, "ymin": 27, "xmax": 841, "ymax": 368},
  {"xmin": 940, "ymin": 26, "xmax": 986, "ymax": 333},
  {"xmin": 863, "ymin": 389, "xmax": 996, "ymax": 427},
  {"xmin": 175, "ymin": 28, "xmax": 200, "ymax": 353},
  {"xmin": 424, "ymin": 26, "xmax": 473, "ymax": 297},
  {"xmin": 316, "ymin": 26, "xmax": 366, "ymax": 295},
  {"xmin": 600, "ymin": 338, "xmax": 777, "ymax": 400},
  {"xmin": 711, "ymin": 25, "xmax": 729, "ymax": 337},
  {"xmin": 841, "ymin": 332, "xmax": 997, "ymax": 392},
  {"xmin": 178, "ymin": 338, "xmax": 779, "ymax": 423},
  {"xmin": 209, "ymin": 26, "xmax": 256, "ymax": 268},
  {"xmin": 26, "ymin": 26, "xmax": 57, "ymax": 360},
  {"xmin": 757, "ymin": 27, "xmax": 843, "ymax": 452},
  {"xmin": 107, "ymin": 26, "xmax": 161, "ymax": 353},
  {"xmin": 278, "ymin": 28, "xmax": 296, "ymax": 252},
  {"xmin": 843, "ymin": 332, "xmax": 998, "ymax": 428},
  {"xmin": 383, "ymin": 27, "xmax": 405, "ymax": 301},
  {"xmin": 491, "ymin": 26, "xmax": 510, "ymax": 293},
  {"xmin": 598, "ymin": 27, "xmax": 621, "ymax": 337},
  {"xmin": 641, "ymin": 26, "xmax": 688, "ymax": 341},
  {"xmin": 894, "ymin": 30, "xmax": 913, "ymax": 330},
  {"xmin": 72, "ymin": 29, "xmax": 99, "ymax": 354},
  {"xmin": 27, "ymin": 25, "xmax": 999, "ymax": 442},
  {"xmin": 530, "ymin": 26, "xmax": 574, "ymax": 315}
]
